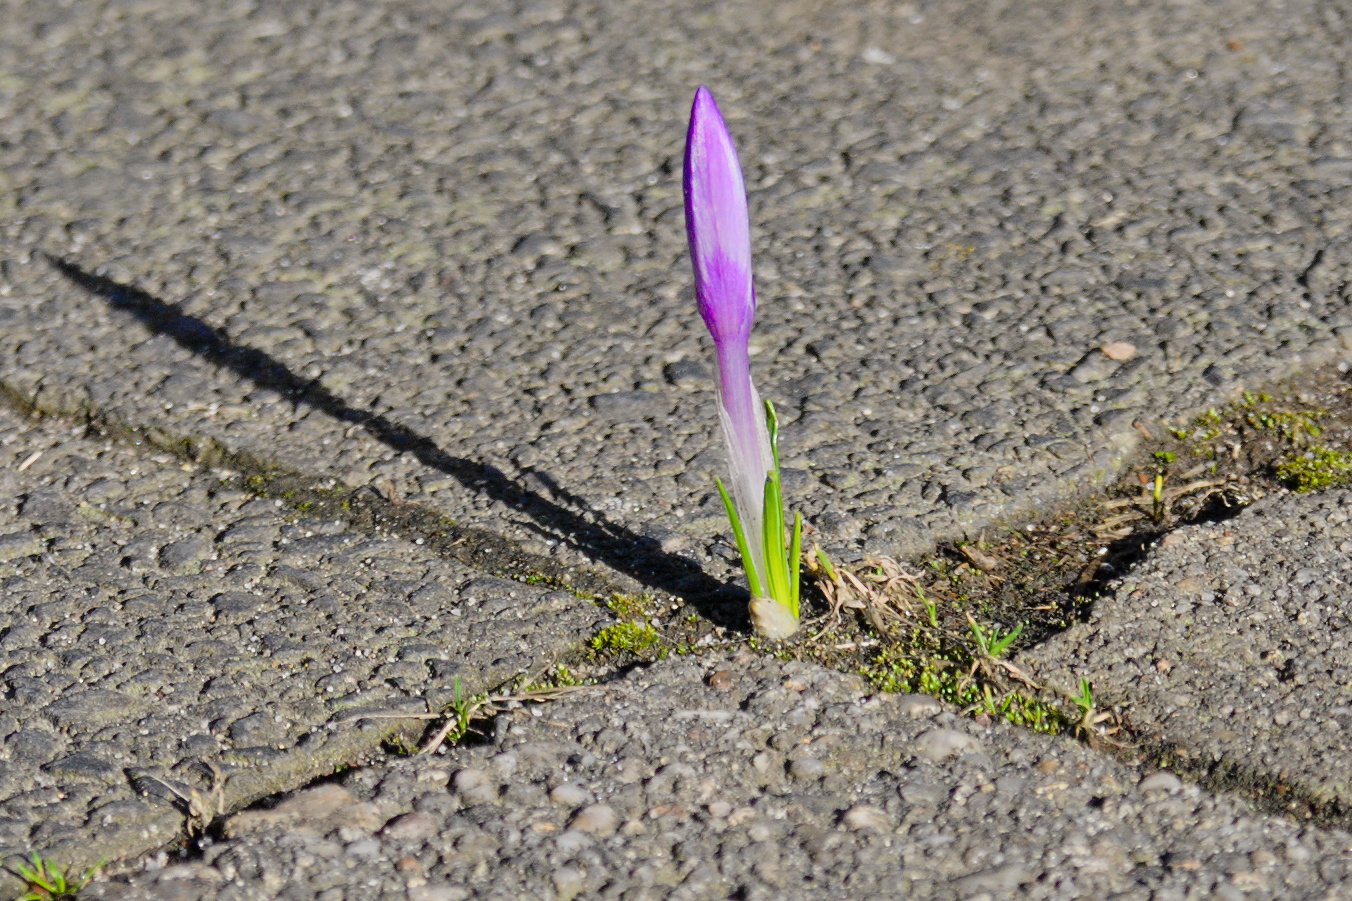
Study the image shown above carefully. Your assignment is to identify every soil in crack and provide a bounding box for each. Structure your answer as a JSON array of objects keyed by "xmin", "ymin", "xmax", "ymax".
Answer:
[
  {"xmin": 9, "ymin": 362, "xmax": 1352, "ymax": 830},
  {"xmin": 588, "ymin": 364, "xmax": 1352, "ymax": 743}
]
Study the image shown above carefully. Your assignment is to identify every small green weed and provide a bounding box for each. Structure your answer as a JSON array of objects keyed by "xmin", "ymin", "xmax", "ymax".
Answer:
[
  {"xmin": 1066, "ymin": 677, "xmax": 1120, "ymax": 746},
  {"xmin": 1169, "ymin": 389, "xmax": 1330, "ymax": 463},
  {"xmin": 440, "ymin": 676, "xmax": 487, "ymax": 745},
  {"xmin": 1240, "ymin": 391, "xmax": 1326, "ymax": 441},
  {"xmin": 526, "ymin": 663, "xmax": 589, "ymax": 690},
  {"xmin": 967, "ymin": 617, "xmax": 1024, "ymax": 659},
  {"xmin": 814, "ymin": 547, "xmax": 837, "ymax": 582},
  {"xmin": 859, "ymin": 653, "xmax": 1065, "ymax": 734},
  {"xmin": 590, "ymin": 622, "xmax": 660, "ymax": 654},
  {"xmin": 918, "ymin": 586, "xmax": 939, "ymax": 629},
  {"xmin": 1072, "ymin": 677, "xmax": 1094, "ymax": 717},
  {"xmin": 604, "ymin": 593, "xmax": 655, "ymax": 622},
  {"xmin": 1276, "ymin": 445, "xmax": 1352, "ymax": 491},
  {"xmin": 11, "ymin": 853, "xmax": 101, "ymax": 900},
  {"xmin": 418, "ymin": 673, "xmax": 596, "ymax": 754}
]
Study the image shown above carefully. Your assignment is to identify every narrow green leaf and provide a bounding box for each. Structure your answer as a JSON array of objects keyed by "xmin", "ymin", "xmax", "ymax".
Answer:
[
  {"xmin": 788, "ymin": 510, "xmax": 802, "ymax": 617},
  {"xmin": 765, "ymin": 399, "xmax": 781, "ymax": 473},
  {"xmin": 716, "ymin": 477, "xmax": 763, "ymax": 598},
  {"xmin": 761, "ymin": 470, "xmax": 787, "ymax": 603},
  {"xmin": 990, "ymin": 621, "xmax": 1024, "ymax": 657},
  {"xmin": 968, "ymin": 618, "xmax": 989, "ymax": 654},
  {"xmin": 814, "ymin": 546, "xmax": 837, "ymax": 582}
]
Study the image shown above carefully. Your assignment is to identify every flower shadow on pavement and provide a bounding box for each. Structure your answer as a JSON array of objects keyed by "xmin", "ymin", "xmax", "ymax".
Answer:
[{"xmin": 46, "ymin": 255, "xmax": 742, "ymax": 628}]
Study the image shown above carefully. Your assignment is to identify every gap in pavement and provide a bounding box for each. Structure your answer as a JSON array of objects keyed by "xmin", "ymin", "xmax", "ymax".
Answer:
[{"xmin": 5, "ymin": 338, "xmax": 1352, "ymax": 877}]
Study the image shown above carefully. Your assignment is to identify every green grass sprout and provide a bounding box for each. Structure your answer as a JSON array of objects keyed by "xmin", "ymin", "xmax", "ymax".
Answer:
[
  {"xmin": 11, "ymin": 853, "xmax": 101, "ymax": 900},
  {"xmin": 967, "ymin": 616, "xmax": 1024, "ymax": 659}
]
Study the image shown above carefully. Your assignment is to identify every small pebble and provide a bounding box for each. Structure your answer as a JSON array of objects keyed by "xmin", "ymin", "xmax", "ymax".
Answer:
[
  {"xmin": 549, "ymin": 783, "xmax": 591, "ymax": 806},
  {"xmin": 914, "ymin": 728, "xmax": 981, "ymax": 762},
  {"xmin": 555, "ymin": 830, "xmax": 590, "ymax": 854},
  {"xmin": 408, "ymin": 886, "xmax": 469, "ymax": 901},
  {"xmin": 896, "ymin": 693, "xmax": 942, "ymax": 717},
  {"xmin": 344, "ymin": 837, "xmax": 381, "ymax": 859},
  {"xmin": 1138, "ymin": 771, "xmax": 1183, "ymax": 794},
  {"xmin": 789, "ymin": 756, "xmax": 825, "ymax": 781},
  {"xmin": 453, "ymin": 768, "xmax": 498, "ymax": 806},
  {"xmin": 842, "ymin": 804, "xmax": 891, "ymax": 832},
  {"xmin": 707, "ymin": 669, "xmax": 735, "ymax": 690},
  {"xmin": 382, "ymin": 811, "xmax": 437, "ymax": 842},
  {"xmin": 570, "ymin": 803, "xmax": 619, "ymax": 836},
  {"xmin": 552, "ymin": 866, "xmax": 586, "ymax": 901},
  {"xmin": 752, "ymin": 751, "xmax": 777, "ymax": 774},
  {"xmin": 727, "ymin": 806, "xmax": 757, "ymax": 826},
  {"xmin": 395, "ymin": 855, "xmax": 424, "ymax": 877},
  {"xmin": 492, "ymin": 751, "xmax": 519, "ymax": 776}
]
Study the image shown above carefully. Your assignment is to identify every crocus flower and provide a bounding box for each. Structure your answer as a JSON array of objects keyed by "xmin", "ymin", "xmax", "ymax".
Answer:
[{"xmin": 683, "ymin": 85, "xmax": 801, "ymax": 639}]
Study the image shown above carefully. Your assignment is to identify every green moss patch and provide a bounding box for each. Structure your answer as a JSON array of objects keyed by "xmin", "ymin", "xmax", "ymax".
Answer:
[
  {"xmin": 1276, "ymin": 445, "xmax": 1352, "ymax": 492},
  {"xmin": 590, "ymin": 622, "xmax": 661, "ymax": 654}
]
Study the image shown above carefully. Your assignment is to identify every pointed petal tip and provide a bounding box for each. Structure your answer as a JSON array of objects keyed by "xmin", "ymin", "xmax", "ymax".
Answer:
[{"xmin": 689, "ymin": 85, "xmax": 724, "ymax": 128}]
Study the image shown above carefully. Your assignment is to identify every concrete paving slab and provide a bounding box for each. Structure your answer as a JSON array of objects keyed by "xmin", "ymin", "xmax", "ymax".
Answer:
[
  {"xmin": 6, "ymin": 0, "xmax": 1352, "ymax": 894},
  {"xmin": 84, "ymin": 655, "xmax": 1352, "ymax": 901},
  {"xmin": 4, "ymin": 0, "xmax": 1352, "ymax": 596},
  {"xmin": 0, "ymin": 406, "xmax": 607, "ymax": 887},
  {"xmin": 1024, "ymin": 489, "xmax": 1352, "ymax": 819}
]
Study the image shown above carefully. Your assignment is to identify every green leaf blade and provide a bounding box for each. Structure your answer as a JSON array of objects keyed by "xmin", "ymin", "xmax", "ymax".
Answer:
[
  {"xmin": 761, "ymin": 471, "xmax": 787, "ymax": 604},
  {"xmin": 716, "ymin": 476, "xmax": 764, "ymax": 598}
]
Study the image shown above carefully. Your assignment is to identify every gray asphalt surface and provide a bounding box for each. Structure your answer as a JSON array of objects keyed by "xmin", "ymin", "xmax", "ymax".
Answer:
[
  {"xmin": 4, "ymin": 0, "xmax": 1352, "ymax": 895},
  {"xmin": 4, "ymin": 0, "xmax": 1351, "ymax": 580},
  {"xmin": 0, "ymin": 404, "xmax": 606, "ymax": 884},
  {"xmin": 1026, "ymin": 490, "xmax": 1352, "ymax": 819},
  {"xmin": 85, "ymin": 655, "xmax": 1352, "ymax": 901}
]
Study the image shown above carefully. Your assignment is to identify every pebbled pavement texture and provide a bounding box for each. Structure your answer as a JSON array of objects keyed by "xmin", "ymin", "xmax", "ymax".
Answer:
[
  {"xmin": 4, "ymin": 0, "xmax": 1352, "ymax": 582},
  {"xmin": 85, "ymin": 655, "xmax": 1352, "ymax": 901},
  {"xmin": 5, "ymin": 0, "xmax": 1352, "ymax": 895},
  {"xmin": 0, "ymin": 404, "xmax": 606, "ymax": 885},
  {"xmin": 1025, "ymin": 489, "xmax": 1352, "ymax": 820}
]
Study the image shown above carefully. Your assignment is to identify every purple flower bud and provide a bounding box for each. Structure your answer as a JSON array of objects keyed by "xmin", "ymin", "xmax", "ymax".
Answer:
[
  {"xmin": 684, "ymin": 86, "xmax": 754, "ymax": 346},
  {"xmin": 683, "ymin": 86, "xmax": 774, "ymax": 592}
]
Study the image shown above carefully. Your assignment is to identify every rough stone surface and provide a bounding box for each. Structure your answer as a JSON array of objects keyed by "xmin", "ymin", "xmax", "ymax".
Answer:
[
  {"xmin": 3, "ymin": 0, "xmax": 1352, "ymax": 895},
  {"xmin": 1025, "ymin": 489, "xmax": 1352, "ymax": 813},
  {"xmin": 3, "ymin": 0, "xmax": 1352, "ymax": 585},
  {"xmin": 84, "ymin": 656, "xmax": 1352, "ymax": 900},
  {"xmin": 0, "ymin": 406, "xmax": 606, "ymax": 881}
]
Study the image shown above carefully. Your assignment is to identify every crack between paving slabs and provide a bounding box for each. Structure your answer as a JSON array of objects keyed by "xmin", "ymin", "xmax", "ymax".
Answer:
[
  {"xmin": 0, "ymin": 407, "xmax": 632, "ymax": 886},
  {"xmin": 0, "ymin": 267, "xmax": 682, "ymax": 884},
  {"xmin": 10, "ymin": 373, "xmax": 1352, "ymax": 857},
  {"xmin": 13, "ymin": 257, "xmax": 1352, "ymax": 874},
  {"xmin": 1038, "ymin": 369, "xmax": 1352, "ymax": 831},
  {"xmin": 44, "ymin": 256, "xmax": 736, "ymax": 626}
]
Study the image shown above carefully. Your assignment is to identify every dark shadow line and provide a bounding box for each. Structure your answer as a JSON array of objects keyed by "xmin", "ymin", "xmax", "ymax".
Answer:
[{"xmin": 45, "ymin": 255, "xmax": 737, "ymax": 622}]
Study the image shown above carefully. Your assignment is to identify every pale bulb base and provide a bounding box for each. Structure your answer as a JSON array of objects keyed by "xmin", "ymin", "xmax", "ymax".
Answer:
[{"xmin": 749, "ymin": 596, "xmax": 799, "ymax": 640}]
